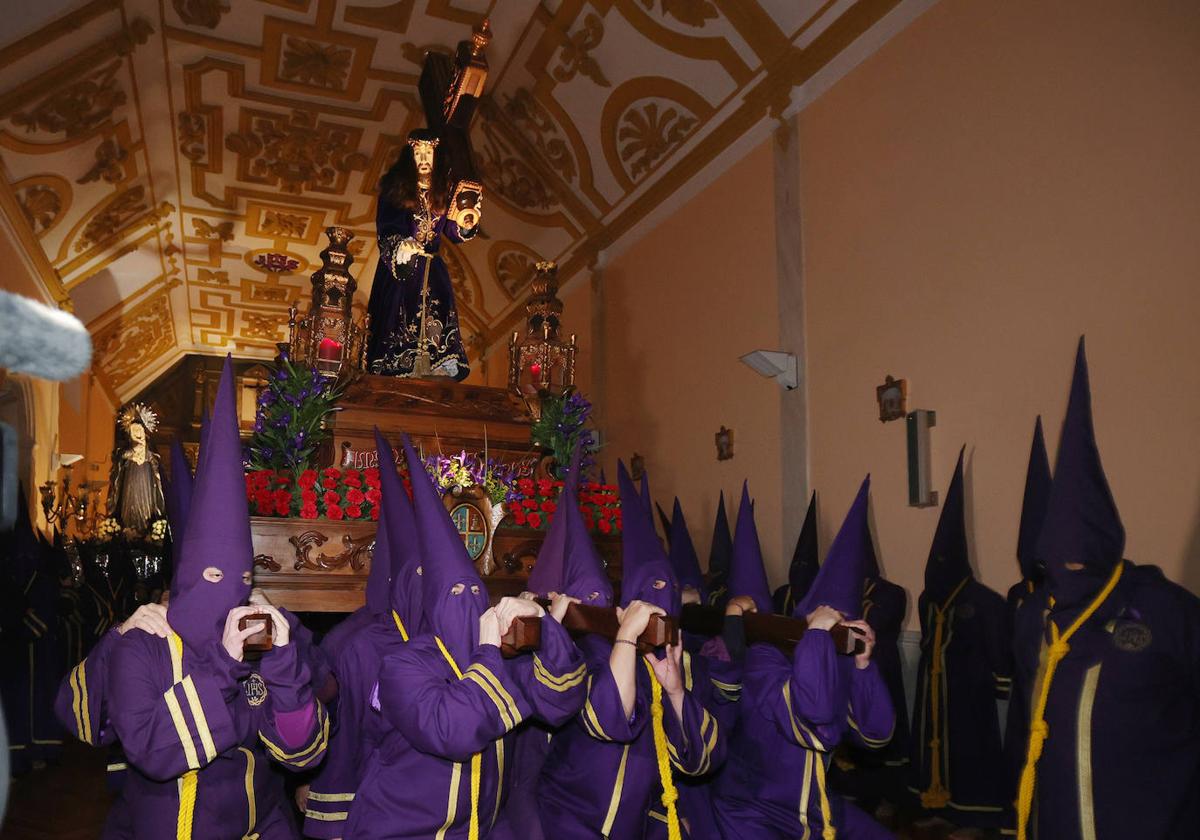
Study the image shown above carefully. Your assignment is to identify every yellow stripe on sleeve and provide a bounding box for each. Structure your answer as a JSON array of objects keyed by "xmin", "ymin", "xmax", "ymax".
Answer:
[
  {"xmin": 180, "ymin": 676, "xmax": 217, "ymax": 763},
  {"xmin": 164, "ymin": 686, "xmax": 200, "ymax": 770}
]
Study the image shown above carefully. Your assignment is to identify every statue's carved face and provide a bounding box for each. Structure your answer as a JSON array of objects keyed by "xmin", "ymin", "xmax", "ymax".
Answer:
[
  {"xmin": 413, "ymin": 142, "xmax": 435, "ymax": 177},
  {"xmin": 129, "ymin": 422, "xmax": 146, "ymax": 444}
]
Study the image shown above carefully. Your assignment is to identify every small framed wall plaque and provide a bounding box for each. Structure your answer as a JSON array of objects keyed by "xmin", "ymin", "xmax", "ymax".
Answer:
[
  {"xmin": 876, "ymin": 375, "xmax": 907, "ymax": 423},
  {"xmin": 715, "ymin": 426, "xmax": 734, "ymax": 461}
]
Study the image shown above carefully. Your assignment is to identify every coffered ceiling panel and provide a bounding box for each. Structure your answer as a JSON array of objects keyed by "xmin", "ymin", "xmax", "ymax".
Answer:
[{"xmin": 0, "ymin": 0, "xmax": 920, "ymax": 402}]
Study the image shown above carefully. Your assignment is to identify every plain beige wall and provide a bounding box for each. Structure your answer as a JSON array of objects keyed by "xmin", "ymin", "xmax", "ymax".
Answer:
[
  {"xmin": 577, "ymin": 140, "xmax": 786, "ymax": 569},
  {"xmin": 798, "ymin": 0, "xmax": 1200, "ymax": 619}
]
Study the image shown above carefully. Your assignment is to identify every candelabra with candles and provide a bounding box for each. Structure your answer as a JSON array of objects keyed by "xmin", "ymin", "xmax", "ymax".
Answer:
[
  {"xmin": 507, "ymin": 261, "xmax": 577, "ymax": 420},
  {"xmin": 283, "ymin": 227, "xmax": 370, "ymax": 379},
  {"xmin": 40, "ymin": 456, "xmax": 100, "ymax": 536}
]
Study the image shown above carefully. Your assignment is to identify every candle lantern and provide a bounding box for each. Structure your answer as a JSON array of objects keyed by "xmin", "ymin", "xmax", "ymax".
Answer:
[
  {"xmin": 283, "ymin": 227, "xmax": 370, "ymax": 379},
  {"xmin": 508, "ymin": 261, "xmax": 577, "ymax": 420}
]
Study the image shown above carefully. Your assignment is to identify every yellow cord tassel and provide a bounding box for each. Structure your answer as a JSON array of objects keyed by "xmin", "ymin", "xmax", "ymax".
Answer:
[
  {"xmin": 1015, "ymin": 562, "xmax": 1122, "ymax": 840},
  {"xmin": 920, "ymin": 577, "xmax": 968, "ymax": 809},
  {"xmin": 644, "ymin": 659, "xmax": 682, "ymax": 840}
]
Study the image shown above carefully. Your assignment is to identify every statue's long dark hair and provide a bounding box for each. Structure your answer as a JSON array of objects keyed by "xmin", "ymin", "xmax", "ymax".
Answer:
[{"xmin": 380, "ymin": 128, "xmax": 449, "ymax": 214}]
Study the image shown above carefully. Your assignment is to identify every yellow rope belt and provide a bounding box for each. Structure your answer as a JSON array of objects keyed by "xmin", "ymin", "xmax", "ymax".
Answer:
[
  {"xmin": 1016, "ymin": 562, "xmax": 1123, "ymax": 840},
  {"xmin": 644, "ymin": 658, "xmax": 681, "ymax": 840},
  {"xmin": 920, "ymin": 576, "xmax": 969, "ymax": 809}
]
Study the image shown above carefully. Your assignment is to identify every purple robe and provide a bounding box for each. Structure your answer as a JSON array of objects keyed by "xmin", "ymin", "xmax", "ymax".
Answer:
[
  {"xmin": 107, "ymin": 628, "xmax": 328, "ymax": 838},
  {"xmin": 537, "ymin": 636, "xmax": 727, "ymax": 840},
  {"xmin": 711, "ymin": 634, "xmax": 895, "ymax": 838},
  {"xmin": 908, "ymin": 578, "xmax": 1011, "ymax": 813},
  {"xmin": 1011, "ymin": 563, "xmax": 1200, "ymax": 839},
  {"xmin": 345, "ymin": 616, "xmax": 585, "ymax": 839}
]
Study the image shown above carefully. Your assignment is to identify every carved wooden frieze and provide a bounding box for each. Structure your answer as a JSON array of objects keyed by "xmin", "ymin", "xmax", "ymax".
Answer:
[{"xmin": 289, "ymin": 529, "xmax": 375, "ymax": 572}]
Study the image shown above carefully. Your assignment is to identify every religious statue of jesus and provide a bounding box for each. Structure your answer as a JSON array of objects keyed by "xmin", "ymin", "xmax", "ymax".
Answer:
[{"xmin": 365, "ymin": 129, "xmax": 481, "ymax": 381}]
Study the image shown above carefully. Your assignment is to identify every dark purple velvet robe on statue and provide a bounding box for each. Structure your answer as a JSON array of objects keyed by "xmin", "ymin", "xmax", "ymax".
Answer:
[
  {"xmin": 344, "ymin": 618, "xmax": 585, "ymax": 839},
  {"xmin": 365, "ymin": 198, "xmax": 474, "ymax": 381},
  {"xmin": 1011, "ymin": 563, "xmax": 1200, "ymax": 839}
]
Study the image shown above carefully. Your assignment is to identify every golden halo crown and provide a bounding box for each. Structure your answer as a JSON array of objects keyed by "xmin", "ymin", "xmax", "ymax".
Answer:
[
  {"xmin": 407, "ymin": 136, "xmax": 440, "ymax": 151},
  {"xmin": 119, "ymin": 402, "xmax": 159, "ymax": 434}
]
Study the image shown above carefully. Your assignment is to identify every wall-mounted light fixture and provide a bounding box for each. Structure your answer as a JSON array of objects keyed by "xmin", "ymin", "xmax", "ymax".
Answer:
[{"xmin": 740, "ymin": 350, "xmax": 798, "ymax": 390}]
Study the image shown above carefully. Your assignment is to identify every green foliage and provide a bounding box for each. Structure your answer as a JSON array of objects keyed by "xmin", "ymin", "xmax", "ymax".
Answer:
[
  {"xmin": 245, "ymin": 357, "xmax": 344, "ymax": 475},
  {"xmin": 529, "ymin": 390, "xmax": 596, "ymax": 479}
]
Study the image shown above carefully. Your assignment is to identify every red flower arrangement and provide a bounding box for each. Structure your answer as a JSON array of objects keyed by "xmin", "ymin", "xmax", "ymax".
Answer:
[
  {"xmin": 505, "ymin": 481, "xmax": 621, "ymax": 535},
  {"xmin": 246, "ymin": 467, "xmax": 383, "ymax": 521}
]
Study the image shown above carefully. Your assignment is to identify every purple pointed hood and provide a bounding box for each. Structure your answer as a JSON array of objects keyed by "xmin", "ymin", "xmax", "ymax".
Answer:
[
  {"xmin": 1017, "ymin": 416, "xmax": 1052, "ymax": 582},
  {"xmin": 729, "ymin": 481, "xmax": 773, "ymax": 613},
  {"xmin": 667, "ymin": 498, "xmax": 706, "ymax": 597},
  {"xmin": 639, "ymin": 470, "xmax": 653, "ymax": 517},
  {"xmin": 560, "ymin": 447, "xmax": 613, "ymax": 605},
  {"xmin": 923, "ymin": 447, "xmax": 972, "ymax": 603},
  {"xmin": 618, "ymin": 461, "xmax": 680, "ymax": 614},
  {"xmin": 789, "ymin": 492, "xmax": 820, "ymax": 597},
  {"xmin": 168, "ymin": 356, "xmax": 253, "ymax": 654},
  {"xmin": 708, "ymin": 491, "xmax": 733, "ymax": 588},
  {"xmin": 402, "ymin": 434, "xmax": 488, "ymax": 666},
  {"xmin": 377, "ymin": 431, "xmax": 423, "ymax": 632},
  {"xmin": 358, "ymin": 429, "xmax": 393, "ymax": 618},
  {"xmin": 527, "ymin": 450, "xmax": 576, "ymax": 597},
  {"xmin": 656, "ymin": 502, "xmax": 673, "ymax": 548},
  {"xmin": 1036, "ymin": 338, "xmax": 1125, "ymax": 607},
  {"xmin": 795, "ymin": 476, "xmax": 871, "ymax": 620}
]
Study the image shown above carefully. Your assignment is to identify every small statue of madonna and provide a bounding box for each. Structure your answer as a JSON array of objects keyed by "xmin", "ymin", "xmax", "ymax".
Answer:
[
  {"xmin": 365, "ymin": 128, "xmax": 482, "ymax": 380},
  {"xmin": 108, "ymin": 403, "xmax": 166, "ymax": 534}
]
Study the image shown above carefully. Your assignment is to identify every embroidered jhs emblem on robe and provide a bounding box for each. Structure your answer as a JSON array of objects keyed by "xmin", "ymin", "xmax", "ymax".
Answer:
[
  {"xmin": 244, "ymin": 673, "xmax": 269, "ymax": 706},
  {"xmin": 1112, "ymin": 621, "xmax": 1152, "ymax": 652}
]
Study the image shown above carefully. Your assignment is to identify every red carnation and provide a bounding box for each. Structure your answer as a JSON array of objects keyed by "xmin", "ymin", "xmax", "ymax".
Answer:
[
  {"xmin": 599, "ymin": 506, "xmax": 615, "ymax": 521},
  {"xmin": 521, "ymin": 498, "xmax": 537, "ymax": 510},
  {"xmin": 300, "ymin": 503, "xmax": 318, "ymax": 520},
  {"xmin": 346, "ymin": 487, "xmax": 366, "ymax": 505},
  {"xmin": 541, "ymin": 500, "xmax": 557, "ymax": 513},
  {"xmin": 366, "ymin": 488, "xmax": 382, "ymax": 505},
  {"xmin": 298, "ymin": 470, "xmax": 317, "ymax": 489},
  {"xmin": 321, "ymin": 477, "xmax": 340, "ymax": 490},
  {"xmin": 512, "ymin": 509, "xmax": 527, "ymax": 526},
  {"xmin": 323, "ymin": 490, "xmax": 341, "ymax": 508},
  {"xmin": 345, "ymin": 505, "xmax": 363, "ymax": 519},
  {"xmin": 370, "ymin": 505, "xmax": 381, "ymax": 521},
  {"xmin": 363, "ymin": 468, "xmax": 381, "ymax": 488},
  {"xmin": 323, "ymin": 467, "xmax": 340, "ymax": 479},
  {"xmin": 327, "ymin": 504, "xmax": 344, "ymax": 520},
  {"xmin": 517, "ymin": 478, "xmax": 535, "ymax": 495},
  {"xmin": 536, "ymin": 479, "xmax": 553, "ymax": 497},
  {"xmin": 301, "ymin": 488, "xmax": 317, "ymax": 505},
  {"xmin": 527, "ymin": 512, "xmax": 543, "ymax": 529},
  {"xmin": 343, "ymin": 469, "xmax": 362, "ymax": 488},
  {"xmin": 597, "ymin": 519, "xmax": 612, "ymax": 534}
]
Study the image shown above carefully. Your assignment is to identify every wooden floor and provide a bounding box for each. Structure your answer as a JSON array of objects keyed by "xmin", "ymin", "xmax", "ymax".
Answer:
[{"xmin": 1, "ymin": 742, "xmax": 113, "ymax": 840}]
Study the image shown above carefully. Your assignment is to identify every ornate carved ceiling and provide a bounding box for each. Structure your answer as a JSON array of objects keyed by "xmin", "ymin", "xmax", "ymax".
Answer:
[{"xmin": 0, "ymin": 0, "xmax": 916, "ymax": 402}]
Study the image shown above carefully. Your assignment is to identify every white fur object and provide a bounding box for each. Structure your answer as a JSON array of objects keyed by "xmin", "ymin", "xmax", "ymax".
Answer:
[{"xmin": 0, "ymin": 289, "xmax": 92, "ymax": 381}]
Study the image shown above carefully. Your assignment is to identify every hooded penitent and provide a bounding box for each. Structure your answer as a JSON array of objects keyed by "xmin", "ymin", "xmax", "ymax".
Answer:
[
  {"xmin": 791, "ymin": 492, "xmax": 821, "ymax": 595},
  {"xmin": 165, "ymin": 440, "xmax": 194, "ymax": 545},
  {"xmin": 377, "ymin": 432, "xmax": 422, "ymax": 635},
  {"xmin": 618, "ymin": 460, "xmax": 680, "ymax": 614},
  {"xmin": 402, "ymin": 434, "xmax": 489, "ymax": 666},
  {"xmin": 667, "ymin": 498, "xmax": 706, "ymax": 599},
  {"xmin": 656, "ymin": 502, "xmax": 673, "ymax": 549},
  {"xmin": 1016, "ymin": 417, "xmax": 1052, "ymax": 584},
  {"xmin": 358, "ymin": 429, "xmax": 397, "ymax": 618},
  {"xmin": 794, "ymin": 476, "xmax": 871, "ymax": 620},
  {"xmin": 708, "ymin": 491, "xmax": 733, "ymax": 594},
  {"xmin": 166, "ymin": 355, "xmax": 253, "ymax": 654},
  {"xmin": 560, "ymin": 459, "xmax": 613, "ymax": 607},
  {"xmin": 1035, "ymin": 338, "xmax": 1124, "ymax": 608},
  {"xmin": 729, "ymin": 481, "xmax": 773, "ymax": 614},
  {"xmin": 923, "ymin": 447, "xmax": 971, "ymax": 604},
  {"xmin": 528, "ymin": 443, "xmax": 585, "ymax": 598}
]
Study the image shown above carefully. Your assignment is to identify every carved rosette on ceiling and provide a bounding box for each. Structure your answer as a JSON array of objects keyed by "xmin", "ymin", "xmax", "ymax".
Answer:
[
  {"xmin": 495, "ymin": 250, "xmax": 538, "ymax": 299},
  {"xmin": 618, "ymin": 101, "xmax": 698, "ymax": 180},
  {"xmin": 224, "ymin": 109, "xmax": 369, "ymax": 194},
  {"xmin": 173, "ymin": 0, "xmax": 231, "ymax": 29},
  {"xmin": 553, "ymin": 14, "xmax": 610, "ymax": 88},
  {"xmin": 77, "ymin": 138, "xmax": 130, "ymax": 186},
  {"xmin": 280, "ymin": 37, "xmax": 353, "ymax": 91},
  {"xmin": 10, "ymin": 61, "xmax": 126, "ymax": 139},
  {"xmin": 15, "ymin": 182, "xmax": 67, "ymax": 236}
]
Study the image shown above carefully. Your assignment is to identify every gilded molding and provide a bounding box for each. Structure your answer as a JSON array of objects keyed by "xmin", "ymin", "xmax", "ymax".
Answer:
[
  {"xmin": 76, "ymin": 138, "xmax": 130, "ymax": 185},
  {"xmin": 553, "ymin": 14, "xmax": 610, "ymax": 88},
  {"xmin": 224, "ymin": 108, "xmax": 369, "ymax": 194},
  {"xmin": 640, "ymin": 0, "xmax": 720, "ymax": 29},
  {"xmin": 11, "ymin": 61, "xmax": 125, "ymax": 138}
]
